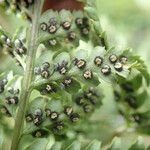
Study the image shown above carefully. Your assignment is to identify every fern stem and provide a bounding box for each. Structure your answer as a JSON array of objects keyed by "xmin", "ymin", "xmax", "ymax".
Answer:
[{"xmin": 10, "ymin": 1, "xmax": 44, "ymax": 150}]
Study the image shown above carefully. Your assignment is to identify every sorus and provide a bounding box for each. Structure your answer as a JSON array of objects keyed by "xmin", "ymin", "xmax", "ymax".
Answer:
[
  {"xmin": 0, "ymin": 106, "xmax": 11, "ymax": 117},
  {"xmin": 5, "ymin": 96, "xmax": 19, "ymax": 105},
  {"xmin": 48, "ymin": 39, "xmax": 57, "ymax": 46},
  {"xmin": 45, "ymin": 108, "xmax": 51, "ymax": 117},
  {"xmin": 48, "ymin": 25, "xmax": 57, "ymax": 34},
  {"xmin": 25, "ymin": 114, "xmax": 33, "ymax": 122},
  {"xmin": 68, "ymin": 31, "xmax": 76, "ymax": 41},
  {"xmin": 75, "ymin": 18, "xmax": 83, "ymax": 28},
  {"xmin": 53, "ymin": 121, "xmax": 64, "ymax": 131},
  {"xmin": 64, "ymin": 106, "xmax": 73, "ymax": 116},
  {"xmin": 41, "ymin": 69, "xmax": 50, "ymax": 78},
  {"xmin": 70, "ymin": 113, "xmax": 80, "ymax": 122},
  {"xmin": 75, "ymin": 59, "xmax": 86, "ymax": 69},
  {"xmin": 62, "ymin": 77, "xmax": 72, "ymax": 87},
  {"xmin": 83, "ymin": 104, "xmax": 92, "ymax": 113},
  {"xmin": 33, "ymin": 116, "xmax": 43, "ymax": 126},
  {"xmin": 94, "ymin": 56, "xmax": 103, "ymax": 66},
  {"xmin": 41, "ymin": 62, "xmax": 50, "ymax": 70},
  {"xmin": 75, "ymin": 96, "xmax": 85, "ymax": 106},
  {"xmin": 50, "ymin": 111, "xmax": 59, "ymax": 121},
  {"xmin": 83, "ymin": 70, "xmax": 92, "ymax": 79},
  {"xmin": 109, "ymin": 54, "xmax": 118, "ymax": 63},
  {"xmin": 40, "ymin": 22, "xmax": 47, "ymax": 31},
  {"xmin": 32, "ymin": 129, "xmax": 48, "ymax": 138},
  {"xmin": 101, "ymin": 65, "xmax": 111, "ymax": 75},
  {"xmin": 120, "ymin": 56, "xmax": 128, "ymax": 64},
  {"xmin": 114, "ymin": 62, "xmax": 123, "ymax": 72},
  {"xmin": 62, "ymin": 21, "xmax": 71, "ymax": 30}
]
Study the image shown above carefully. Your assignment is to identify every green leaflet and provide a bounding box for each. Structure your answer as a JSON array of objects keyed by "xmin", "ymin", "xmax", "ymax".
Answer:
[
  {"xmin": 51, "ymin": 142, "xmax": 62, "ymax": 150},
  {"xmin": 24, "ymin": 85, "xmax": 103, "ymax": 136},
  {"xmin": 84, "ymin": 6, "xmax": 99, "ymax": 21},
  {"xmin": 129, "ymin": 137, "xmax": 145, "ymax": 150},
  {"xmin": 62, "ymin": 139, "xmax": 101, "ymax": 150},
  {"xmin": 0, "ymin": 71, "xmax": 21, "ymax": 118},
  {"xmin": 33, "ymin": 41, "xmax": 136, "ymax": 90},
  {"xmin": 85, "ymin": 140, "xmax": 101, "ymax": 150},
  {"xmin": 107, "ymin": 137, "xmax": 122, "ymax": 150},
  {"xmin": 19, "ymin": 136, "xmax": 148, "ymax": 150},
  {"xmin": 129, "ymin": 54, "xmax": 150, "ymax": 86},
  {"xmin": 25, "ymin": 138, "xmax": 48, "ymax": 150},
  {"xmin": 65, "ymin": 140, "xmax": 81, "ymax": 150},
  {"xmin": 0, "ymin": 26, "xmax": 27, "ymax": 70},
  {"xmin": 0, "ymin": 0, "xmax": 34, "ymax": 20},
  {"xmin": 38, "ymin": 10, "xmax": 89, "ymax": 49}
]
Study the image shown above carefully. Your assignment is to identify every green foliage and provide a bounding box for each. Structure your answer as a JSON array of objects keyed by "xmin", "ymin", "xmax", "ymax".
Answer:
[
  {"xmin": 18, "ymin": 136, "xmax": 149, "ymax": 150},
  {"xmin": 0, "ymin": 0, "xmax": 150, "ymax": 149}
]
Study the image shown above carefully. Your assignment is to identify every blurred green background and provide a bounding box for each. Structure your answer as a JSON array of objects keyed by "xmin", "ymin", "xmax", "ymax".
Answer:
[
  {"xmin": 0, "ymin": 0, "xmax": 150, "ymax": 149},
  {"xmin": 97, "ymin": 0, "xmax": 150, "ymax": 68},
  {"xmin": 97, "ymin": 0, "xmax": 150, "ymax": 147}
]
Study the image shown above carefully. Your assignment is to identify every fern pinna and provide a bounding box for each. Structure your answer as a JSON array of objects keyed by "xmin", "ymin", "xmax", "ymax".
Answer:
[{"xmin": 0, "ymin": 0, "xmax": 149, "ymax": 149}]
